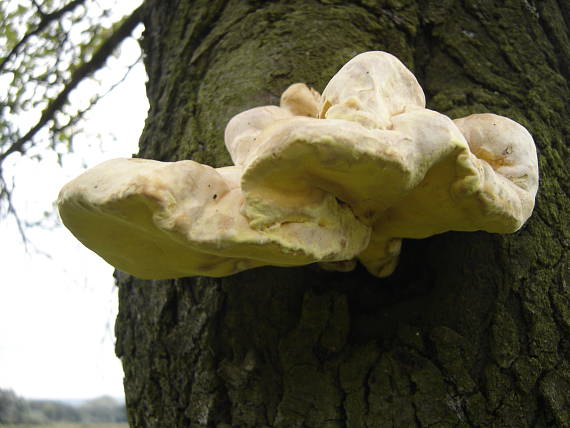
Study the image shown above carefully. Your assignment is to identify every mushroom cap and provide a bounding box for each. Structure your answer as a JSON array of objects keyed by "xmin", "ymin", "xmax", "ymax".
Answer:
[
  {"xmin": 58, "ymin": 158, "xmax": 369, "ymax": 279},
  {"xmin": 224, "ymin": 106, "xmax": 294, "ymax": 166},
  {"xmin": 240, "ymin": 116, "xmax": 421, "ymax": 230},
  {"xmin": 280, "ymin": 83, "xmax": 321, "ymax": 117},
  {"xmin": 240, "ymin": 107, "xmax": 472, "ymax": 229},
  {"xmin": 320, "ymin": 51, "xmax": 426, "ymax": 129},
  {"xmin": 224, "ymin": 82, "xmax": 323, "ymax": 167},
  {"xmin": 358, "ymin": 113, "xmax": 539, "ymax": 276},
  {"xmin": 370, "ymin": 112, "xmax": 539, "ymax": 238},
  {"xmin": 453, "ymin": 113, "xmax": 539, "ymax": 231}
]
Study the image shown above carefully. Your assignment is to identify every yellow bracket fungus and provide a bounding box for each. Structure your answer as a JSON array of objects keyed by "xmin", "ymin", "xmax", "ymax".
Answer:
[{"xmin": 58, "ymin": 51, "xmax": 539, "ymax": 279}]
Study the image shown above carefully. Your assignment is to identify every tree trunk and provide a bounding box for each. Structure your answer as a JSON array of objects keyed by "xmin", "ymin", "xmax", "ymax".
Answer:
[{"xmin": 115, "ymin": 0, "xmax": 570, "ymax": 426}]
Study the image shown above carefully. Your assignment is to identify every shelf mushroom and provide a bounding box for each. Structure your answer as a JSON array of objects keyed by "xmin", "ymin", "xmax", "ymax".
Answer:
[
  {"xmin": 58, "ymin": 51, "xmax": 539, "ymax": 279},
  {"xmin": 57, "ymin": 158, "xmax": 369, "ymax": 279}
]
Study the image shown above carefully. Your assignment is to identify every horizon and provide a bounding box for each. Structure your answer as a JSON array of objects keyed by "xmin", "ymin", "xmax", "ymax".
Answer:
[{"xmin": 2, "ymin": 389, "xmax": 126, "ymax": 406}]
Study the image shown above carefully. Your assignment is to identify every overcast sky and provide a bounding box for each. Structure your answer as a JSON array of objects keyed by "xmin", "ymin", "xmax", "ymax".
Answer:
[{"xmin": 0, "ymin": 12, "xmax": 147, "ymax": 400}]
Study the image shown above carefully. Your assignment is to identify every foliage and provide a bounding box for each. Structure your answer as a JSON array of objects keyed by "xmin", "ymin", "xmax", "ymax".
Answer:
[
  {"xmin": 0, "ymin": 388, "xmax": 126, "ymax": 425},
  {"xmin": 76, "ymin": 396, "xmax": 127, "ymax": 423},
  {"xmin": 0, "ymin": 0, "xmax": 143, "ymax": 236},
  {"xmin": 0, "ymin": 389, "xmax": 31, "ymax": 424}
]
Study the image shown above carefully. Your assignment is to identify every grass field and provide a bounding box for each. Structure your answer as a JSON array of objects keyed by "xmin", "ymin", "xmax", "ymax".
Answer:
[{"xmin": 0, "ymin": 424, "xmax": 129, "ymax": 428}]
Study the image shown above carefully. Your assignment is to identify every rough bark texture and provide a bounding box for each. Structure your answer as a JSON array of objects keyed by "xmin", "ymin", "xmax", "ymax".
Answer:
[{"xmin": 115, "ymin": 0, "xmax": 570, "ymax": 426}]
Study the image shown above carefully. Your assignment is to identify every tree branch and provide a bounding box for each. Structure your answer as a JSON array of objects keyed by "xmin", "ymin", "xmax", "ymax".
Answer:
[
  {"xmin": 31, "ymin": 0, "xmax": 46, "ymax": 17},
  {"xmin": 0, "ymin": 0, "xmax": 86, "ymax": 73},
  {"xmin": 0, "ymin": 4, "xmax": 145, "ymax": 165},
  {"xmin": 0, "ymin": 174, "xmax": 30, "ymax": 250}
]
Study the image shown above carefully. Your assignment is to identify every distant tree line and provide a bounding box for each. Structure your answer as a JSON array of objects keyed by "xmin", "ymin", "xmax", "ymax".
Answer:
[{"xmin": 0, "ymin": 388, "xmax": 127, "ymax": 424}]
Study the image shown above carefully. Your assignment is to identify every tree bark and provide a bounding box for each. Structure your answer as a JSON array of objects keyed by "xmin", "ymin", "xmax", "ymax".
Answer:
[{"xmin": 115, "ymin": 0, "xmax": 570, "ymax": 426}]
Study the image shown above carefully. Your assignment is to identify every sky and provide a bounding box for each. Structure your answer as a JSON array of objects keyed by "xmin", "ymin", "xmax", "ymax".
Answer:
[{"xmin": 0, "ymin": 5, "xmax": 147, "ymax": 400}]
